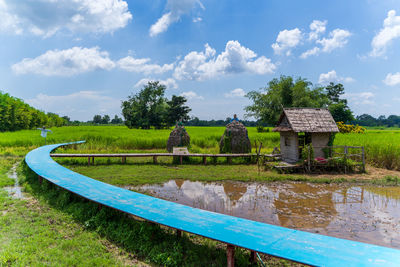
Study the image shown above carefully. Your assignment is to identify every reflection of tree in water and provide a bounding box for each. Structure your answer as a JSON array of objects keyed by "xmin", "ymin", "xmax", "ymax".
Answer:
[
  {"xmin": 223, "ymin": 181, "xmax": 248, "ymax": 203},
  {"xmin": 274, "ymin": 183, "xmax": 339, "ymax": 229}
]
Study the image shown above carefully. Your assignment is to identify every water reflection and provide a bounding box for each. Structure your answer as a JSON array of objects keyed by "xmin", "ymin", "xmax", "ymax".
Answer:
[{"xmin": 132, "ymin": 181, "xmax": 400, "ymax": 249}]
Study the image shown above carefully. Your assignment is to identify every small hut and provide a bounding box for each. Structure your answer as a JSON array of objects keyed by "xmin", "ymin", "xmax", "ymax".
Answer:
[{"xmin": 273, "ymin": 108, "xmax": 339, "ymax": 163}]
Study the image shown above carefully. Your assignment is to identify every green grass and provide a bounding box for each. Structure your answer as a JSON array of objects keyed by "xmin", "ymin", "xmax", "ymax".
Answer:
[
  {"xmin": 3, "ymin": 125, "xmax": 400, "ymax": 170},
  {"xmin": 0, "ymin": 158, "xmax": 137, "ymax": 266}
]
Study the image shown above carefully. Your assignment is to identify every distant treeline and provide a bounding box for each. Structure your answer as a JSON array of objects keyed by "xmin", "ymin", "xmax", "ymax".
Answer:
[
  {"xmin": 354, "ymin": 114, "xmax": 400, "ymax": 127},
  {"xmin": 185, "ymin": 117, "xmax": 261, "ymax": 127},
  {"xmin": 0, "ymin": 92, "xmax": 65, "ymax": 132}
]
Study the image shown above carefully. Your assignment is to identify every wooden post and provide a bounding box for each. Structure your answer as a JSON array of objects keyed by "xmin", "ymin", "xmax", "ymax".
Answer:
[
  {"xmin": 153, "ymin": 156, "xmax": 157, "ymax": 164},
  {"xmin": 122, "ymin": 157, "xmax": 126, "ymax": 164},
  {"xmin": 176, "ymin": 229, "xmax": 182, "ymax": 238},
  {"xmin": 227, "ymin": 244, "xmax": 235, "ymax": 267},
  {"xmin": 361, "ymin": 146, "xmax": 366, "ymax": 173},
  {"xmin": 180, "ymin": 155, "xmax": 183, "ymax": 165},
  {"xmin": 91, "ymin": 156, "xmax": 94, "ymax": 165},
  {"xmin": 307, "ymin": 147, "xmax": 311, "ymax": 173},
  {"xmin": 38, "ymin": 175, "xmax": 43, "ymax": 184},
  {"xmin": 88, "ymin": 157, "xmax": 90, "ymax": 166},
  {"xmin": 250, "ymin": 251, "xmax": 257, "ymax": 264},
  {"xmin": 203, "ymin": 156, "xmax": 207, "ymax": 165},
  {"xmin": 227, "ymin": 157, "xmax": 232, "ymax": 164}
]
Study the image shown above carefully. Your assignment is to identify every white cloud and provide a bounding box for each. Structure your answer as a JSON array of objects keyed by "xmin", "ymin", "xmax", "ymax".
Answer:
[
  {"xmin": 150, "ymin": 0, "xmax": 204, "ymax": 37},
  {"xmin": 344, "ymin": 92, "xmax": 375, "ymax": 105},
  {"xmin": 370, "ymin": 10, "xmax": 400, "ymax": 57},
  {"xmin": 317, "ymin": 29, "xmax": 351, "ymax": 53},
  {"xmin": 118, "ymin": 56, "xmax": 174, "ymax": 75},
  {"xmin": 301, "ymin": 28, "xmax": 351, "ymax": 58},
  {"xmin": 0, "ymin": 0, "xmax": 132, "ymax": 37},
  {"xmin": 134, "ymin": 78, "xmax": 178, "ymax": 89},
  {"xmin": 0, "ymin": 0, "xmax": 22, "ymax": 34},
  {"xmin": 174, "ymin": 41, "xmax": 276, "ymax": 81},
  {"xmin": 12, "ymin": 47, "xmax": 115, "ymax": 76},
  {"xmin": 26, "ymin": 91, "xmax": 121, "ymax": 121},
  {"xmin": 224, "ymin": 88, "xmax": 246, "ymax": 98},
  {"xmin": 309, "ymin": 20, "xmax": 327, "ymax": 40},
  {"xmin": 180, "ymin": 91, "xmax": 204, "ymax": 100},
  {"xmin": 193, "ymin": 17, "xmax": 202, "ymax": 23},
  {"xmin": 318, "ymin": 70, "xmax": 355, "ymax": 84},
  {"xmin": 271, "ymin": 28, "xmax": 302, "ymax": 56},
  {"xmin": 300, "ymin": 47, "xmax": 320, "ymax": 59},
  {"xmin": 383, "ymin": 72, "xmax": 400, "ymax": 86}
]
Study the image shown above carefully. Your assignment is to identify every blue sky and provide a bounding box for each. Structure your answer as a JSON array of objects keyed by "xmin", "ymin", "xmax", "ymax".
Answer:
[{"xmin": 1, "ymin": 0, "xmax": 400, "ymax": 121}]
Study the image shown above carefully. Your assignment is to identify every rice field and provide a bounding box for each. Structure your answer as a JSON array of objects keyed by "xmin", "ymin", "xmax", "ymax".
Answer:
[{"xmin": 1, "ymin": 125, "xmax": 400, "ymax": 170}]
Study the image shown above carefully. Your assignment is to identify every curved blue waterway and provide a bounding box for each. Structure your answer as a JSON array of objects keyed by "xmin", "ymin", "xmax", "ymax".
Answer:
[{"xmin": 25, "ymin": 141, "xmax": 400, "ymax": 266}]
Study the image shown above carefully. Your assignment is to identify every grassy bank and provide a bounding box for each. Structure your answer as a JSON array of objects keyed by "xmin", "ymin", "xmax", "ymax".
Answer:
[{"xmin": 0, "ymin": 158, "xmax": 141, "ymax": 266}]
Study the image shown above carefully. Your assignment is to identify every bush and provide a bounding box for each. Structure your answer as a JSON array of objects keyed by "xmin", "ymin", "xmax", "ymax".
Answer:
[{"xmin": 337, "ymin": 122, "xmax": 366, "ymax": 133}]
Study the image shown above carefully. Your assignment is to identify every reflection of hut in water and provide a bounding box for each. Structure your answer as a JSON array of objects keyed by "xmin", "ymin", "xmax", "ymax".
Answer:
[
  {"xmin": 223, "ymin": 181, "xmax": 248, "ymax": 203},
  {"xmin": 175, "ymin": 179, "xmax": 184, "ymax": 189},
  {"xmin": 273, "ymin": 108, "xmax": 339, "ymax": 163},
  {"xmin": 273, "ymin": 183, "xmax": 339, "ymax": 229}
]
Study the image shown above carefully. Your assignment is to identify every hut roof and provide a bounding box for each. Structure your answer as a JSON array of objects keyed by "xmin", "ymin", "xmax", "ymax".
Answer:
[{"xmin": 273, "ymin": 108, "xmax": 339, "ymax": 133}]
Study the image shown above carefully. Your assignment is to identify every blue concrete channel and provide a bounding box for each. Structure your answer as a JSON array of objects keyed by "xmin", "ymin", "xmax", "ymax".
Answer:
[{"xmin": 25, "ymin": 141, "xmax": 400, "ymax": 266}]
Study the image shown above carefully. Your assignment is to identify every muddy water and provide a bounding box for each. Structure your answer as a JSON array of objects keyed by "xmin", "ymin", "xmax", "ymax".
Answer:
[
  {"xmin": 132, "ymin": 180, "xmax": 400, "ymax": 249},
  {"xmin": 4, "ymin": 163, "xmax": 24, "ymax": 199}
]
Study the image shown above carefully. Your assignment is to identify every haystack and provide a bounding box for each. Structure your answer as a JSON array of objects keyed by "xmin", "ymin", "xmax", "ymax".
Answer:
[
  {"xmin": 167, "ymin": 125, "xmax": 190, "ymax": 152},
  {"xmin": 219, "ymin": 120, "xmax": 251, "ymax": 153}
]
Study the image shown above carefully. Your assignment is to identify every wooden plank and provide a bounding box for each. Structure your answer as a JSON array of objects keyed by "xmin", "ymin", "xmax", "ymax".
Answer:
[{"xmin": 26, "ymin": 142, "xmax": 400, "ymax": 267}]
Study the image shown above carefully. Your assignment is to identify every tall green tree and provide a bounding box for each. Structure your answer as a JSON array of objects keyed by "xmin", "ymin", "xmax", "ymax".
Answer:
[
  {"xmin": 245, "ymin": 76, "xmax": 329, "ymax": 125},
  {"xmin": 122, "ymin": 81, "xmax": 168, "ymax": 129},
  {"xmin": 165, "ymin": 95, "xmax": 191, "ymax": 127},
  {"xmin": 325, "ymin": 82, "xmax": 354, "ymax": 123},
  {"xmin": 122, "ymin": 82, "xmax": 192, "ymax": 129},
  {"xmin": 93, "ymin": 115, "xmax": 102, "ymax": 124},
  {"xmin": 101, "ymin": 115, "xmax": 110, "ymax": 124}
]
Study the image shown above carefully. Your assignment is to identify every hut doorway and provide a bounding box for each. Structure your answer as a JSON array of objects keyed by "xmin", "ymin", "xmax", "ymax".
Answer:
[{"xmin": 298, "ymin": 132, "xmax": 312, "ymax": 156}]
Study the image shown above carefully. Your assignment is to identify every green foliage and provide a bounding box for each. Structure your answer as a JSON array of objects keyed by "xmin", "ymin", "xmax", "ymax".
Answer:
[
  {"xmin": 325, "ymin": 82, "xmax": 354, "ymax": 123},
  {"xmin": 301, "ymin": 144, "xmax": 314, "ymax": 162},
  {"xmin": 166, "ymin": 95, "xmax": 191, "ymax": 126},
  {"xmin": 122, "ymin": 81, "xmax": 191, "ymax": 129},
  {"xmin": 0, "ymin": 91, "xmax": 65, "ymax": 131},
  {"xmin": 245, "ymin": 76, "xmax": 329, "ymax": 124}
]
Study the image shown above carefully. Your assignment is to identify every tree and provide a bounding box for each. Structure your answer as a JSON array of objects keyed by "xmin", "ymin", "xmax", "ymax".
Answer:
[
  {"xmin": 245, "ymin": 76, "xmax": 329, "ymax": 124},
  {"xmin": 325, "ymin": 82, "xmax": 354, "ymax": 123},
  {"xmin": 165, "ymin": 95, "xmax": 191, "ymax": 126},
  {"xmin": 101, "ymin": 115, "xmax": 110, "ymax": 124},
  {"xmin": 0, "ymin": 91, "xmax": 65, "ymax": 131},
  {"xmin": 111, "ymin": 115, "xmax": 123, "ymax": 124},
  {"xmin": 93, "ymin": 115, "xmax": 102, "ymax": 124},
  {"xmin": 122, "ymin": 81, "xmax": 168, "ymax": 129}
]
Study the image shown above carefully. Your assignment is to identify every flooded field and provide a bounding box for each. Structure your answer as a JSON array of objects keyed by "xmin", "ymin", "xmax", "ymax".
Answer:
[{"xmin": 132, "ymin": 180, "xmax": 400, "ymax": 249}]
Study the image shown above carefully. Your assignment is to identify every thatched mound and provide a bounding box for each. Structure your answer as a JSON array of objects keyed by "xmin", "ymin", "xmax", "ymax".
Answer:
[
  {"xmin": 219, "ymin": 121, "xmax": 251, "ymax": 153},
  {"xmin": 167, "ymin": 126, "xmax": 190, "ymax": 152}
]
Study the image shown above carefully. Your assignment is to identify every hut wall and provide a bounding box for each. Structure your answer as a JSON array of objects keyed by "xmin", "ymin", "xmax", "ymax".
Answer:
[
  {"xmin": 311, "ymin": 133, "xmax": 330, "ymax": 158},
  {"xmin": 280, "ymin": 132, "xmax": 299, "ymax": 163}
]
